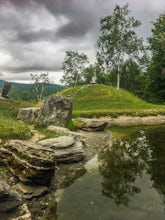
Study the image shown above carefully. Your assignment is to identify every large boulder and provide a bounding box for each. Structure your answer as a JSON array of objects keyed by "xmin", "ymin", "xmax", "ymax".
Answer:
[
  {"xmin": 17, "ymin": 95, "xmax": 72, "ymax": 127},
  {"xmin": 0, "ymin": 140, "xmax": 56, "ymax": 185},
  {"xmin": 0, "ymin": 180, "xmax": 23, "ymax": 212},
  {"xmin": 39, "ymin": 136, "xmax": 85, "ymax": 163},
  {"xmin": 37, "ymin": 95, "xmax": 72, "ymax": 126}
]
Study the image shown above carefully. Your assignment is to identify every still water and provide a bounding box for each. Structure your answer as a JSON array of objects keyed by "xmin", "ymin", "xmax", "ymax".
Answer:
[{"xmin": 56, "ymin": 126, "xmax": 165, "ymax": 220}]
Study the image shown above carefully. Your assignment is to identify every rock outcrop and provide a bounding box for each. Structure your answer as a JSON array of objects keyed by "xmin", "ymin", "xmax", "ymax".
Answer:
[
  {"xmin": 0, "ymin": 140, "xmax": 56, "ymax": 185},
  {"xmin": 38, "ymin": 95, "xmax": 72, "ymax": 126},
  {"xmin": 0, "ymin": 180, "xmax": 23, "ymax": 212},
  {"xmin": 17, "ymin": 95, "xmax": 72, "ymax": 127},
  {"xmin": 39, "ymin": 136, "xmax": 85, "ymax": 163}
]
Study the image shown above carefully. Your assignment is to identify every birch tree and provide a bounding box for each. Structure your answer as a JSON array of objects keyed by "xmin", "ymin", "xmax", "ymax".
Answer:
[{"xmin": 97, "ymin": 4, "xmax": 145, "ymax": 89}]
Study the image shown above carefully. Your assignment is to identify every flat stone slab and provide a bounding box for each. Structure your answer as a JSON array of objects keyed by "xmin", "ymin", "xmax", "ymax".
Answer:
[
  {"xmin": 55, "ymin": 141, "xmax": 85, "ymax": 163},
  {"xmin": 38, "ymin": 136, "xmax": 75, "ymax": 149}
]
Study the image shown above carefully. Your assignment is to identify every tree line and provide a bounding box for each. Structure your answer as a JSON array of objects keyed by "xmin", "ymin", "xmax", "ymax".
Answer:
[{"xmin": 61, "ymin": 4, "xmax": 165, "ymax": 103}]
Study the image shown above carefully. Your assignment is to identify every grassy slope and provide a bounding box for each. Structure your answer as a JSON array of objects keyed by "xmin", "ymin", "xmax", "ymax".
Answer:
[
  {"xmin": 58, "ymin": 84, "xmax": 165, "ymax": 117},
  {"xmin": 0, "ymin": 99, "xmax": 32, "ymax": 140}
]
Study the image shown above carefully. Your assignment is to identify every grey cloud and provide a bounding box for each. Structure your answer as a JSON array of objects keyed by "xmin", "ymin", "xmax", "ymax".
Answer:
[
  {"xmin": 15, "ymin": 30, "xmax": 57, "ymax": 43},
  {"xmin": 2, "ymin": 65, "xmax": 61, "ymax": 73},
  {"xmin": 0, "ymin": 0, "xmax": 164, "ymax": 83}
]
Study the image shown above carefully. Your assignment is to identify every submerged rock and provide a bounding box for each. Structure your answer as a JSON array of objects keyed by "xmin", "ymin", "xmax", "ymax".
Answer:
[{"xmin": 0, "ymin": 140, "xmax": 56, "ymax": 185}]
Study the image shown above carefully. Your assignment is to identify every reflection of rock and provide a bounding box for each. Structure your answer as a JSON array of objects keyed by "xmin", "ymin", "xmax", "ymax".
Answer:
[
  {"xmin": 0, "ymin": 180, "xmax": 23, "ymax": 212},
  {"xmin": 39, "ymin": 136, "xmax": 85, "ymax": 163},
  {"xmin": 77, "ymin": 119, "xmax": 108, "ymax": 131},
  {"xmin": 0, "ymin": 140, "xmax": 56, "ymax": 185},
  {"xmin": 14, "ymin": 183, "xmax": 49, "ymax": 199}
]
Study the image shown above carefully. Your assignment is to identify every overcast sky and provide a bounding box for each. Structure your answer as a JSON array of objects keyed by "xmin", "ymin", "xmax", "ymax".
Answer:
[{"xmin": 0, "ymin": 0, "xmax": 164, "ymax": 84}]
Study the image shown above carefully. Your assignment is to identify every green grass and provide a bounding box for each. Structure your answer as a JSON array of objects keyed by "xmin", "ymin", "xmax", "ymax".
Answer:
[
  {"xmin": 0, "ymin": 99, "xmax": 33, "ymax": 140},
  {"xmin": 58, "ymin": 84, "xmax": 165, "ymax": 117}
]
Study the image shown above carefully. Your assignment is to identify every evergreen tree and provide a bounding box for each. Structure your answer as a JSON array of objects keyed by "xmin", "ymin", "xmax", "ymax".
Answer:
[{"xmin": 146, "ymin": 13, "xmax": 165, "ymax": 103}]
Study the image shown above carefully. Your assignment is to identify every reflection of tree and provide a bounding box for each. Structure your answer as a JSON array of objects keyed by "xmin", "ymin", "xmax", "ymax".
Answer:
[
  {"xmin": 98, "ymin": 131, "xmax": 150, "ymax": 206},
  {"xmin": 146, "ymin": 128, "xmax": 165, "ymax": 205}
]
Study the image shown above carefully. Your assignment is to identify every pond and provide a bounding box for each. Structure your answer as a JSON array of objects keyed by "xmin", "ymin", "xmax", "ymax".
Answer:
[{"xmin": 56, "ymin": 125, "xmax": 165, "ymax": 220}]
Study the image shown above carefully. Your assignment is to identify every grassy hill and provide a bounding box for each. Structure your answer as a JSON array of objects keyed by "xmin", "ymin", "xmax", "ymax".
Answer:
[{"xmin": 58, "ymin": 84, "xmax": 165, "ymax": 117}]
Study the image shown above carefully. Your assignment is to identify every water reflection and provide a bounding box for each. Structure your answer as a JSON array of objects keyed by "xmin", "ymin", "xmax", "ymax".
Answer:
[{"xmin": 98, "ymin": 127, "xmax": 165, "ymax": 207}]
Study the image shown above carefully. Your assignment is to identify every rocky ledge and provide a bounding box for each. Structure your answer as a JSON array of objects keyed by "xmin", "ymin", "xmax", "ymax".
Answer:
[{"xmin": 0, "ymin": 140, "xmax": 56, "ymax": 185}]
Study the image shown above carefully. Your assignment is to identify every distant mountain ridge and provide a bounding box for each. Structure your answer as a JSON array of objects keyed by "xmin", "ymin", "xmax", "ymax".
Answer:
[{"xmin": 0, "ymin": 79, "xmax": 65, "ymax": 100}]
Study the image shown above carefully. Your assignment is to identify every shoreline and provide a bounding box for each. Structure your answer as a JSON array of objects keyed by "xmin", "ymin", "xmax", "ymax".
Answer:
[{"xmin": 80, "ymin": 115, "xmax": 165, "ymax": 127}]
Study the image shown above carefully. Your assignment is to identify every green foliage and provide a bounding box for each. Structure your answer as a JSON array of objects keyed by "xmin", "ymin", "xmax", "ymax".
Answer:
[
  {"xmin": 65, "ymin": 120, "xmax": 77, "ymax": 131},
  {"xmin": 58, "ymin": 84, "xmax": 165, "ymax": 117},
  {"xmin": 61, "ymin": 50, "xmax": 89, "ymax": 86},
  {"xmin": 0, "ymin": 99, "xmax": 32, "ymax": 140},
  {"xmin": 97, "ymin": 4, "xmax": 146, "ymax": 89},
  {"xmin": 146, "ymin": 13, "xmax": 165, "ymax": 103}
]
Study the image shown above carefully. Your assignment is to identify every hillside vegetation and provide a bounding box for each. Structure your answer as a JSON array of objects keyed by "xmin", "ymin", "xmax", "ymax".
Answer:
[
  {"xmin": 0, "ymin": 79, "xmax": 65, "ymax": 100},
  {"xmin": 58, "ymin": 84, "xmax": 165, "ymax": 117},
  {"xmin": 0, "ymin": 99, "xmax": 33, "ymax": 140}
]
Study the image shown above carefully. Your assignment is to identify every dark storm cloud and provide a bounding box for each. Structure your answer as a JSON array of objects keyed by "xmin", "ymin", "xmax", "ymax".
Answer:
[
  {"xmin": 0, "ymin": 0, "xmax": 164, "ymax": 83},
  {"xmin": 15, "ymin": 29, "xmax": 56, "ymax": 43}
]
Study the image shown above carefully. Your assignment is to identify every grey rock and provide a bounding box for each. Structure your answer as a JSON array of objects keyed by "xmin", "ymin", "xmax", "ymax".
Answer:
[
  {"xmin": 47, "ymin": 126, "xmax": 86, "ymax": 140},
  {"xmin": 77, "ymin": 119, "xmax": 108, "ymax": 131},
  {"xmin": 14, "ymin": 183, "xmax": 49, "ymax": 199},
  {"xmin": 55, "ymin": 141, "xmax": 85, "ymax": 163},
  {"xmin": 17, "ymin": 107, "xmax": 40, "ymax": 123},
  {"xmin": 0, "ymin": 140, "xmax": 56, "ymax": 185},
  {"xmin": 38, "ymin": 136, "xmax": 75, "ymax": 149},
  {"xmin": 47, "ymin": 126, "xmax": 70, "ymax": 134},
  {"xmin": 0, "ymin": 203, "xmax": 32, "ymax": 220},
  {"xmin": 0, "ymin": 180, "xmax": 23, "ymax": 212},
  {"xmin": 37, "ymin": 95, "xmax": 72, "ymax": 126},
  {"xmin": 17, "ymin": 95, "xmax": 72, "ymax": 127}
]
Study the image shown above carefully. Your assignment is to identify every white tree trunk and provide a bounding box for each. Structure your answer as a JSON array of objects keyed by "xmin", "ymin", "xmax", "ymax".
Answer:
[{"xmin": 117, "ymin": 64, "xmax": 120, "ymax": 90}]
